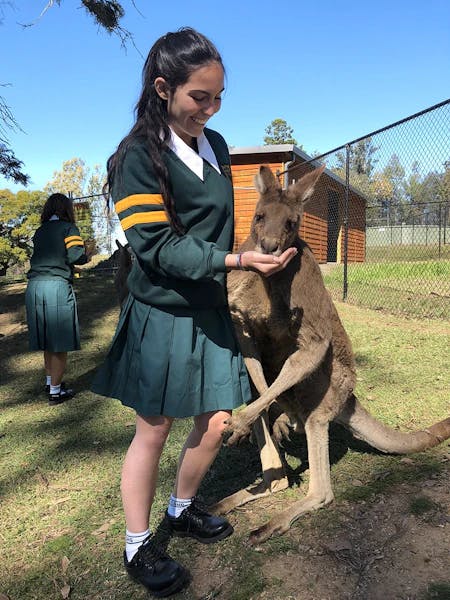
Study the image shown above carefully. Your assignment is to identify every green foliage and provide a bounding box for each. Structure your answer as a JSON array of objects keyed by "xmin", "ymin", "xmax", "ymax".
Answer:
[
  {"xmin": 264, "ymin": 118, "xmax": 299, "ymax": 146},
  {"xmin": 336, "ymin": 137, "xmax": 379, "ymax": 177},
  {"xmin": 0, "ymin": 188, "xmax": 45, "ymax": 275},
  {"xmin": 45, "ymin": 157, "xmax": 92, "ymax": 198},
  {"xmin": 81, "ymin": 0, "xmax": 125, "ymax": 31},
  {"xmin": 420, "ymin": 582, "xmax": 450, "ymax": 600}
]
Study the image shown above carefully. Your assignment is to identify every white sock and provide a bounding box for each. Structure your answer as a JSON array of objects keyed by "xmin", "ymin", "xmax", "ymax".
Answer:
[
  {"xmin": 46, "ymin": 375, "xmax": 51, "ymax": 386},
  {"xmin": 167, "ymin": 494, "xmax": 193, "ymax": 518},
  {"xmin": 49, "ymin": 384, "xmax": 61, "ymax": 395},
  {"xmin": 125, "ymin": 528, "xmax": 150, "ymax": 562}
]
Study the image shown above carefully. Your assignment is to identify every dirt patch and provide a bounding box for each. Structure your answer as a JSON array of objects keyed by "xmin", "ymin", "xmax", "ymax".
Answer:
[
  {"xmin": 0, "ymin": 283, "xmax": 27, "ymax": 338},
  {"xmin": 190, "ymin": 459, "xmax": 449, "ymax": 600}
]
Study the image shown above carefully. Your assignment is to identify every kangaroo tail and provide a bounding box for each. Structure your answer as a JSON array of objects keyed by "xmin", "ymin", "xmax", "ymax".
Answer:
[{"xmin": 336, "ymin": 394, "xmax": 450, "ymax": 454}]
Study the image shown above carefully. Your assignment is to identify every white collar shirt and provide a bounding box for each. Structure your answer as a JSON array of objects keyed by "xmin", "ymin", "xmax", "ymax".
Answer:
[{"xmin": 168, "ymin": 127, "xmax": 221, "ymax": 181}]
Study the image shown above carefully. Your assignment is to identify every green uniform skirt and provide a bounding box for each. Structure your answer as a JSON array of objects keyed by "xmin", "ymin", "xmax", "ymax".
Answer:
[
  {"xmin": 25, "ymin": 277, "xmax": 80, "ymax": 352},
  {"xmin": 91, "ymin": 294, "xmax": 252, "ymax": 418}
]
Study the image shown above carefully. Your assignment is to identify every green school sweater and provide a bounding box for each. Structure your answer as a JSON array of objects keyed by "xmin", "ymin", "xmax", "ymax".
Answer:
[
  {"xmin": 27, "ymin": 220, "xmax": 87, "ymax": 282},
  {"xmin": 113, "ymin": 128, "xmax": 234, "ymax": 308}
]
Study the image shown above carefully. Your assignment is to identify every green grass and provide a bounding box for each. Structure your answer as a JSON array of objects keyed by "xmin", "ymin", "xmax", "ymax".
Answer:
[
  {"xmin": 366, "ymin": 243, "xmax": 450, "ymax": 262},
  {"xmin": 409, "ymin": 495, "xmax": 439, "ymax": 516},
  {"xmin": 420, "ymin": 582, "xmax": 450, "ymax": 600},
  {"xmin": 324, "ymin": 259, "xmax": 450, "ymax": 319},
  {"xmin": 0, "ymin": 277, "xmax": 449, "ymax": 599}
]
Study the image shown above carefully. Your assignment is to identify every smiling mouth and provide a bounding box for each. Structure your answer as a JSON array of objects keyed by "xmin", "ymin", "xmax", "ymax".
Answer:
[{"xmin": 191, "ymin": 117, "xmax": 207, "ymax": 125}]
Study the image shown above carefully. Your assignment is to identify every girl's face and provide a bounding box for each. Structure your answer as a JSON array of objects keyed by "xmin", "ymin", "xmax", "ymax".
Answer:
[{"xmin": 155, "ymin": 61, "xmax": 224, "ymax": 147}]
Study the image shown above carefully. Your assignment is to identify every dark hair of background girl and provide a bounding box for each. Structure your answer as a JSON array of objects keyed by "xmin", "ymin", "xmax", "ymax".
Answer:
[
  {"xmin": 104, "ymin": 27, "xmax": 224, "ymax": 234},
  {"xmin": 41, "ymin": 193, "xmax": 75, "ymax": 223}
]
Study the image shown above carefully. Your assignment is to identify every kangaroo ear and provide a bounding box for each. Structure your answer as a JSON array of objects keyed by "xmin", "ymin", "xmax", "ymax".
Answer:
[
  {"xmin": 254, "ymin": 165, "xmax": 281, "ymax": 194},
  {"xmin": 286, "ymin": 164, "xmax": 325, "ymax": 205}
]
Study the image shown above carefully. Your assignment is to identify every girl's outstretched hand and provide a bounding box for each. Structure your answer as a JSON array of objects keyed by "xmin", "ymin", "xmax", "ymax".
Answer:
[{"xmin": 225, "ymin": 248, "xmax": 298, "ymax": 277}]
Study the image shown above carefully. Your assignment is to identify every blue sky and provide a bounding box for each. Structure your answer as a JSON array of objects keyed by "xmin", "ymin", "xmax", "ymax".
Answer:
[{"xmin": 1, "ymin": 0, "xmax": 449, "ymax": 192}]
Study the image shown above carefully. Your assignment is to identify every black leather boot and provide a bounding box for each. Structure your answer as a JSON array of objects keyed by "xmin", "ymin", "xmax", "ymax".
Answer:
[
  {"xmin": 124, "ymin": 535, "xmax": 188, "ymax": 597},
  {"xmin": 166, "ymin": 498, "xmax": 233, "ymax": 544}
]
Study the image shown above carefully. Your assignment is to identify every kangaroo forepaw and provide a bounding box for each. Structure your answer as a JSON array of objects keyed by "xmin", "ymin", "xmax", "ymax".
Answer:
[
  {"xmin": 272, "ymin": 413, "xmax": 292, "ymax": 443},
  {"xmin": 223, "ymin": 414, "xmax": 252, "ymax": 446}
]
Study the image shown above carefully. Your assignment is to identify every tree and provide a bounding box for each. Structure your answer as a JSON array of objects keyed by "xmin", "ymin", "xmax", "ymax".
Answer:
[
  {"xmin": 368, "ymin": 172, "xmax": 394, "ymax": 225},
  {"xmin": 336, "ymin": 138, "xmax": 379, "ymax": 178},
  {"xmin": 264, "ymin": 119, "xmax": 299, "ymax": 146},
  {"xmin": 0, "ymin": 86, "xmax": 30, "ymax": 185},
  {"xmin": 383, "ymin": 154, "xmax": 406, "ymax": 222},
  {"xmin": 0, "ymin": 1, "xmax": 129, "ymax": 185},
  {"xmin": 0, "ymin": 188, "xmax": 46, "ymax": 275}
]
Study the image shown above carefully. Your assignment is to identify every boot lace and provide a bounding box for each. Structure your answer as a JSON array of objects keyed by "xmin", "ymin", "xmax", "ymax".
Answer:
[{"xmin": 138, "ymin": 536, "xmax": 167, "ymax": 567}]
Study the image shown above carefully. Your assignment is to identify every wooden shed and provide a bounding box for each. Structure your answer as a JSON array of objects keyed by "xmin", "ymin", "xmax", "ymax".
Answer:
[{"xmin": 230, "ymin": 145, "xmax": 366, "ymax": 263}]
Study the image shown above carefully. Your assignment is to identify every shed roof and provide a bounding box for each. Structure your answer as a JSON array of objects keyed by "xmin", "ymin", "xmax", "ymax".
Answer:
[{"xmin": 229, "ymin": 144, "xmax": 366, "ymax": 201}]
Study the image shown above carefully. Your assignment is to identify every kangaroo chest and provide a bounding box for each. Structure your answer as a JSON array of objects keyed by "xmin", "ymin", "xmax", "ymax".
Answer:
[{"xmin": 256, "ymin": 282, "xmax": 303, "ymax": 344}]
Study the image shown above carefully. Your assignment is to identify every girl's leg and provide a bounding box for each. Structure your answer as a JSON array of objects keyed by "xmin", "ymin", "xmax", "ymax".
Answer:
[
  {"xmin": 122, "ymin": 415, "xmax": 188, "ymax": 594},
  {"xmin": 121, "ymin": 413, "xmax": 174, "ymax": 532},
  {"xmin": 45, "ymin": 351, "xmax": 68, "ymax": 386},
  {"xmin": 44, "ymin": 350, "xmax": 51, "ymax": 378},
  {"xmin": 174, "ymin": 410, "xmax": 230, "ymax": 498},
  {"xmin": 167, "ymin": 410, "xmax": 232, "ymax": 544}
]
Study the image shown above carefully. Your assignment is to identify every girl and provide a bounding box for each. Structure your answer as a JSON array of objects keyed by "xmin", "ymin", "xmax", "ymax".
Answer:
[
  {"xmin": 26, "ymin": 193, "xmax": 88, "ymax": 405},
  {"xmin": 92, "ymin": 27, "xmax": 297, "ymax": 597}
]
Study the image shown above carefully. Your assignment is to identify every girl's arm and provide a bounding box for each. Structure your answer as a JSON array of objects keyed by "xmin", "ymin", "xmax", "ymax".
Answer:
[
  {"xmin": 65, "ymin": 225, "xmax": 88, "ymax": 265},
  {"xmin": 114, "ymin": 144, "xmax": 229, "ymax": 281}
]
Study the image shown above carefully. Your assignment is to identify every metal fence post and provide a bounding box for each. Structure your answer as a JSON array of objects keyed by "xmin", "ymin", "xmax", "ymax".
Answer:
[
  {"xmin": 438, "ymin": 202, "xmax": 442, "ymax": 258},
  {"xmin": 343, "ymin": 144, "xmax": 350, "ymax": 301}
]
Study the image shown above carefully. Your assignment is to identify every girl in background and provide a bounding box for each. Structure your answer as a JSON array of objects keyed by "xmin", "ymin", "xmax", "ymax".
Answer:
[{"xmin": 26, "ymin": 193, "xmax": 89, "ymax": 405}]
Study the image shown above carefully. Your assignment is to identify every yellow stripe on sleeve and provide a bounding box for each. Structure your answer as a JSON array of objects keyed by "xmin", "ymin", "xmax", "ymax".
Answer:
[
  {"xmin": 115, "ymin": 194, "xmax": 164, "ymax": 214},
  {"xmin": 64, "ymin": 235, "xmax": 83, "ymax": 244},
  {"xmin": 120, "ymin": 211, "xmax": 168, "ymax": 231},
  {"xmin": 66, "ymin": 240, "xmax": 85, "ymax": 249}
]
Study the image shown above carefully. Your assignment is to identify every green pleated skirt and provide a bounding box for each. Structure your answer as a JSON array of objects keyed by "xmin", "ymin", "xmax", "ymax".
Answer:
[
  {"xmin": 91, "ymin": 294, "xmax": 252, "ymax": 418},
  {"xmin": 25, "ymin": 277, "xmax": 80, "ymax": 352}
]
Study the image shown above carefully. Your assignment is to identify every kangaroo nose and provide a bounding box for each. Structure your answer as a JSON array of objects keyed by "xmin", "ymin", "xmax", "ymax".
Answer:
[{"xmin": 261, "ymin": 238, "xmax": 279, "ymax": 254}]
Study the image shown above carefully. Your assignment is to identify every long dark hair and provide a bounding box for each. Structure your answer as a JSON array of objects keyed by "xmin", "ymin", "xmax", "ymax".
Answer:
[
  {"xmin": 105, "ymin": 27, "xmax": 224, "ymax": 234},
  {"xmin": 41, "ymin": 193, "xmax": 75, "ymax": 224}
]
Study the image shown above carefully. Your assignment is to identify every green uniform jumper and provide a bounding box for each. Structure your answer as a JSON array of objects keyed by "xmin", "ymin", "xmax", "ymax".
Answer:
[
  {"xmin": 91, "ymin": 128, "xmax": 252, "ymax": 417},
  {"xmin": 25, "ymin": 220, "xmax": 87, "ymax": 352}
]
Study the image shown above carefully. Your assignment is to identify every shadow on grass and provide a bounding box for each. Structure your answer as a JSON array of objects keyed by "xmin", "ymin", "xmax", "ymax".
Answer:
[
  {"xmin": 200, "ymin": 421, "xmax": 387, "ymax": 509},
  {"xmin": 0, "ymin": 274, "xmax": 120, "ymax": 399}
]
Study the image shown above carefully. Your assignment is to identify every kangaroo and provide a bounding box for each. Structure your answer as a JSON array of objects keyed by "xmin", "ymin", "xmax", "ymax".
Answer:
[{"xmin": 215, "ymin": 164, "xmax": 450, "ymax": 545}]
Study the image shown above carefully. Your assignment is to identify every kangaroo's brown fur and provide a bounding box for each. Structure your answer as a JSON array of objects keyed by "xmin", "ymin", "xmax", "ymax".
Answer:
[{"xmin": 215, "ymin": 164, "xmax": 450, "ymax": 544}]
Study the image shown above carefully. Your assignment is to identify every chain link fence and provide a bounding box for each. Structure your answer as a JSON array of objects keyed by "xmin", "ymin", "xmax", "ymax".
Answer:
[{"xmin": 281, "ymin": 99, "xmax": 450, "ymax": 320}]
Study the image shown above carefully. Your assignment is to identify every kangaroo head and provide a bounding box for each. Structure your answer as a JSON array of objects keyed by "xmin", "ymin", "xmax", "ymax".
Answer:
[{"xmin": 251, "ymin": 164, "xmax": 325, "ymax": 255}]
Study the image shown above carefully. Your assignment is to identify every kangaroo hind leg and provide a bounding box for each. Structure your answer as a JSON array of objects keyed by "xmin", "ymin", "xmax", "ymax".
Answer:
[
  {"xmin": 211, "ymin": 412, "xmax": 288, "ymax": 514},
  {"xmin": 248, "ymin": 410, "xmax": 334, "ymax": 545}
]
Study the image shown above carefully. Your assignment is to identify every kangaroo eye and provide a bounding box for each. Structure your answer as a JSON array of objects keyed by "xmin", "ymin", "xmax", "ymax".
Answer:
[{"xmin": 254, "ymin": 213, "xmax": 264, "ymax": 223}]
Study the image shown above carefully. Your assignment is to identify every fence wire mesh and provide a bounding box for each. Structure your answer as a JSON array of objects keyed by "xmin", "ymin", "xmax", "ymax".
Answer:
[{"xmin": 282, "ymin": 99, "xmax": 450, "ymax": 320}]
